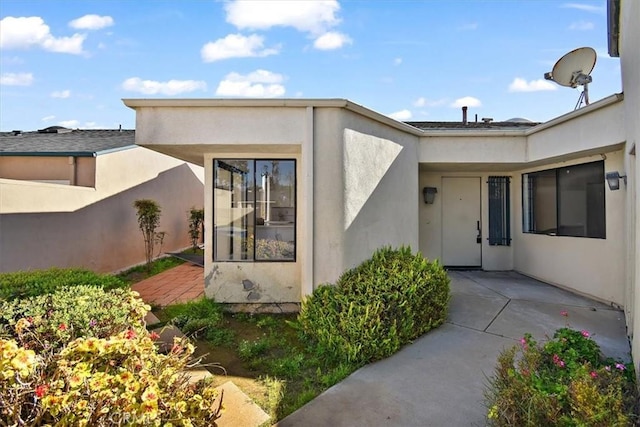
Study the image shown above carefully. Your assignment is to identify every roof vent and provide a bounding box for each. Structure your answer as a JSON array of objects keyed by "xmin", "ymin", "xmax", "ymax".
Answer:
[
  {"xmin": 12, "ymin": 130, "xmax": 22, "ymax": 136},
  {"xmin": 37, "ymin": 126, "xmax": 72, "ymax": 134},
  {"xmin": 482, "ymin": 117, "xmax": 494, "ymax": 123}
]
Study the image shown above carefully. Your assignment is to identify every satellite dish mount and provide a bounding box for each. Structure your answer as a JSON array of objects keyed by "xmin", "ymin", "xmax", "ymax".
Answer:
[{"xmin": 544, "ymin": 47, "xmax": 597, "ymax": 110}]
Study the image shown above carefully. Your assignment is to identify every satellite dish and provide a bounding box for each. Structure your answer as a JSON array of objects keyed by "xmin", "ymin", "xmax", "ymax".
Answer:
[{"xmin": 544, "ymin": 47, "xmax": 597, "ymax": 108}]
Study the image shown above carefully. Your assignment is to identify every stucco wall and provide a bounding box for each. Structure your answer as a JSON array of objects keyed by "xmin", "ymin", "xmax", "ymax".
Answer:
[
  {"xmin": 618, "ymin": 0, "xmax": 640, "ymax": 374},
  {"xmin": 512, "ymin": 150, "xmax": 626, "ymax": 305},
  {"xmin": 316, "ymin": 108, "xmax": 420, "ymax": 285},
  {"xmin": 0, "ymin": 156, "xmax": 96, "ymax": 187},
  {"xmin": 0, "ymin": 147, "xmax": 204, "ymax": 273}
]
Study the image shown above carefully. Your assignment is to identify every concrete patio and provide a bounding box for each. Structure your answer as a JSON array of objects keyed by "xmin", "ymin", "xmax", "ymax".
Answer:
[{"xmin": 276, "ymin": 270, "xmax": 631, "ymax": 427}]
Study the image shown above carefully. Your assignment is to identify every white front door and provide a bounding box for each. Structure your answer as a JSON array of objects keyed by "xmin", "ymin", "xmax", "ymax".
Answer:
[{"xmin": 442, "ymin": 177, "xmax": 481, "ymax": 267}]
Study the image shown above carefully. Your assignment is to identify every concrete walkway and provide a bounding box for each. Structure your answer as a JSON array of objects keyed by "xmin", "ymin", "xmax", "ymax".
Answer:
[{"xmin": 276, "ymin": 271, "xmax": 631, "ymax": 427}]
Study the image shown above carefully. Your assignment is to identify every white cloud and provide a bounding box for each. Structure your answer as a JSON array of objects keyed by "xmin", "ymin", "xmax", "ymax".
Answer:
[
  {"xmin": 224, "ymin": 0, "xmax": 351, "ymax": 50},
  {"xmin": 0, "ymin": 16, "xmax": 85, "ymax": 54},
  {"xmin": 215, "ymin": 69, "xmax": 286, "ymax": 97},
  {"xmin": 393, "ymin": 57, "xmax": 402, "ymax": 66},
  {"xmin": 225, "ymin": 0, "xmax": 340, "ymax": 34},
  {"xmin": 0, "ymin": 72, "xmax": 34, "ymax": 86},
  {"xmin": 508, "ymin": 77, "xmax": 557, "ymax": 92},
  {"xmin": 201, "ymin": 33, "xmax": 279, "ymax": 62},
  {"xmin": 313, "ymin": 31, "xmax": 352, "ymax": 50},
  {"xmin": 121, "ymin": 77, "xmax": 207, "ymax": 95},
  {"xmin": 414, "ymin": 97, "xmax": 447, "ymax": 107},
  {"xmin": 561, "ymin": 3, "xmax": 605, "ymax": 14},
  {"xmin": 388, "ymin": 109, "xmax": 412, "ymax": 121},
  {"xmin": 69, "ymin": 14, "xmax": 114, "ymax": 30},
  {"xmin": 51, "ymin": 90, "xmax": 71, "ymax": 98},
  {"xmin": 42, "ymin": 115, "xmax": 55, "ymax": 122},
  {"xmin": 59, "ymin": 119, "xmax": 79, "ymax": 128},
  {"xmin": 569, "ymin": 20, "xmax": 594, "ymax": 30},
  {"xmin": 450, "ymin": 96, "xmax": 482, "ymax": 108}
]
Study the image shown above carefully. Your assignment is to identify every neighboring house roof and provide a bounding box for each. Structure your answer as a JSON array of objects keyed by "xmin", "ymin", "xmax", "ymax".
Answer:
[
  {"xmin": 405, "ymin": 120, "xmax": 541, "ymax": 131},
  {"xmin": 0, "ymin": 128, "xmax": 135, "ymax": 157}
]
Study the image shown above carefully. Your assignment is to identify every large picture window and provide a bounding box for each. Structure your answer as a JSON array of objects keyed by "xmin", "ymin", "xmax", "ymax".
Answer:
[
  {"xmin": 214, "ymin": 159, "xmax": 295, "ymax": 261},
  {"xmin": 522, "ymin": 161, "xmax": 605, "ymax": 238}
]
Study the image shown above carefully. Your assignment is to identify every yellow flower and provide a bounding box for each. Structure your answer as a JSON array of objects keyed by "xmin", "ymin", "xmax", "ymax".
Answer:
[
  {"xmin": 488, "ymin": 405, "xmax": 499, "ymax": 419},
  {"xmin": 11, "ymin": 348, "xmax": 36, "ymax": 377}
]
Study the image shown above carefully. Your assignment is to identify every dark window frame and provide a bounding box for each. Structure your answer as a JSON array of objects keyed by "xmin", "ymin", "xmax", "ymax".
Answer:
[
  {"xmin": 522, "ymin": 160, "xmax": 605, "ymax": 239},
  {"xmin": 213, "ymin": 158, "xmax": 297, "ymax": 263}
]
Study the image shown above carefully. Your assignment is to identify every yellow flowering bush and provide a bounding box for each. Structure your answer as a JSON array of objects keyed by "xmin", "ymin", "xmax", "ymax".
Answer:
[{"xmin": 1, "ymin": 286, "xmax": 224, "ymax": 426}]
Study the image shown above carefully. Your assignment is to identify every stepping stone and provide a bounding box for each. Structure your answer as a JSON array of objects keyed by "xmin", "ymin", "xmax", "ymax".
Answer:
[{"xmin": 215, "ymin": 381, "xmax": 270, "ymax": 427}]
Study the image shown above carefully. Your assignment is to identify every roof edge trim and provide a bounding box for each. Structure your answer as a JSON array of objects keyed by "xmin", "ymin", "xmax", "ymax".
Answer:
[{"xmin": 526, "ymin": 93, "xmax": 623, "ymax": 135}]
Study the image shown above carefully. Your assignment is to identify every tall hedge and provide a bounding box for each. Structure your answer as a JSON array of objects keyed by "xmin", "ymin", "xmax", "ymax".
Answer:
[{"xmin": 298, "ymin": 246, "xmax": 450, "ymax": 367}]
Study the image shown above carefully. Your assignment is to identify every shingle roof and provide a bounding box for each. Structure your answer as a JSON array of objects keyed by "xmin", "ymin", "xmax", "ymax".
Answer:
[
  {"xmin": 0, "ymin": 129, "xmax": 135, "ymax": 156},
  {"xmin": 405, "ymin": 121, "xmax": 541, "ymax": 130}
]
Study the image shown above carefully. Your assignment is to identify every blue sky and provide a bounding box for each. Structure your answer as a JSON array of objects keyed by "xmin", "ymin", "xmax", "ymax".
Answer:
[{"xmin": 0, "ymin": 0, "xmax": 620, "ymax": 131}]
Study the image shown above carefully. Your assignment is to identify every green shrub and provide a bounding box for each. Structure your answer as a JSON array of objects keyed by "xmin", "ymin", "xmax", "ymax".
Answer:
[
  {"xmin": 164, "ymin": 298, "xmax": 224, "ymax": 339},
  {"xmin": 485, "ymin": 328, "xmax": 638, "ymax": 426},
  {"xmin": 0, "ymin": 286, "xmax": 149, "ymax": 351},
  {"xmin": 0, "ymin": 268, "xmax": 127, "ymax": 301},
  {"xmin": 297, "ymin": 246, "xmax": 450, "ymax": 367}
]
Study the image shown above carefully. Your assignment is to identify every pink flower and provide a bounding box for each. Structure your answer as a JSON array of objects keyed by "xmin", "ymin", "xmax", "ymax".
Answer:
[
  {"xmin": 581, "ymin": 330, "xmax": 590, "ymax": 338},
  {"xmin": 553, "ymin": 354, "xmax": 565, "ymax": 368},
  {"xmin": 605, "ymin": 365, "xmax": 611, "ymax": 372},
  {"xmin": 58, "ymin": 323, "xmax": 67, "ymax": 331},
  {"xmin": 615, "ymin": 363, "xmax": 626, "ymax": 371},
  {"xmin": 124, "ymin": 329, "xmax": 136, "ymax": 340},
  {"xmin": 590, "ymin": 371, "xmax": 598, "ymax": 378},
  {"xmin": 560, "ymin": 310, "xmax": 568, "ymax": 317},
  {"xmin": 149, "ymin": 331, "xmax": 160, "ymax": 340}
]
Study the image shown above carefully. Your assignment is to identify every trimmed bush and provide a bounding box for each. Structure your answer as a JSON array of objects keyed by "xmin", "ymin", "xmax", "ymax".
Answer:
[
  {"xmin": 0, "ymin": 268, "xmax": 127, "ymax": 301},
  {"xmin": 0, "ymin": 286, "xmax": 149, "ymax": 351},
  {"xmin": 485, "ymin": 328, "xmax": 638, "ymax": 426},
  {"xmin": 297, "ymin": 246, "xmax": 450, "ymax": 367}
]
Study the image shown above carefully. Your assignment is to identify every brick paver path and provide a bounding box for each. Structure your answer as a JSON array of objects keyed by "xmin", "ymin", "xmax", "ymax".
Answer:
[{"xmin": 132, "ymin": 263, "xmax": 205, "ymax": 307}]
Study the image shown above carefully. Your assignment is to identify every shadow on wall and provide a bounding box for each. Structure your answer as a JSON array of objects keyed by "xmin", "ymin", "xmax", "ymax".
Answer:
[{"xmin": 0, "ymin": 163, "xmax": 204, "ymax": 273}]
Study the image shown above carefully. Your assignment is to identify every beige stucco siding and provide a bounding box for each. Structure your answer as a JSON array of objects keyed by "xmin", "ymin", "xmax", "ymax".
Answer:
[
  {"xmin": 0, "ymin": 147, "xmax": 204, "ymax": 273},
  {"xmin": 0, "ymin": 156, "xmax": 96, "ymax": 187},
  {"xmin": 336, "ymin": 108, "xmax": 420, "ymax": 277},
  {"xmin": 526, "ymin": 100, "xmax": 625, "ymax": 162},
  {"xmin": 419, "ymin": 170, "xmax": 515, "ymax": 271},
  {"xmin": 512, "ymin": 151, "xmax": 626, "ymax": 305},
  {"xmin": 618, "ymin": 0, "xmax": 640, "ymax": 373}
]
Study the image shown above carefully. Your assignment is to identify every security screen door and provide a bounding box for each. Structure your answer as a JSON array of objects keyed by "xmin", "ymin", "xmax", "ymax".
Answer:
[{"xmin": 442, "ymin": 177, "xmax": 482, "ymax": 267}]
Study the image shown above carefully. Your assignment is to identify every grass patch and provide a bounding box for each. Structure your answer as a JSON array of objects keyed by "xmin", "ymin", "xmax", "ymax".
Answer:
[{"xmin": 116, "ymin": 256, "xmax": 185, "ymax": 284}]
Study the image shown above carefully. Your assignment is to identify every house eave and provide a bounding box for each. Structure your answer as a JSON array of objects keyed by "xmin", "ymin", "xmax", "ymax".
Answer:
[
  {"xmin": 122, "ymin": 98, "xmax": 426, "ymax": 136},
  {"xmin": 526, "ymin": 93, "xmax": 624, "ymax": 135}
]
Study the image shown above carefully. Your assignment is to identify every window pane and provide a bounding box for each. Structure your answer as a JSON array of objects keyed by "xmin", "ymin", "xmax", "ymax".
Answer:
[
  {"xmin": 255, "ymin": 160, "xmax": 295, "ymax": 260},
  {"xmin": 523, "ymin": 170, "xmax": 557, "ymax": 234},
  {"xmin": 213, "ymin": 160, "xmax": 254, "ymax": 261},
  {"xmin": 522, "ymin": 161, "xmax": 605, "ymax": 239},
  {"xmin": 558, "ymin": 162, "xmax": 605, "ymax": 238}
]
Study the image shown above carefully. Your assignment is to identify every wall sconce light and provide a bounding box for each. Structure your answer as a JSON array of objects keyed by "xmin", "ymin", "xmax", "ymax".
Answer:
[
  {"xmin": 605, "ymin": 171, "xmax": 627, "ymax": 191},
  {"xmin": 423, "ymin": 187, "xmax": 437, "ymax": 204}
]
